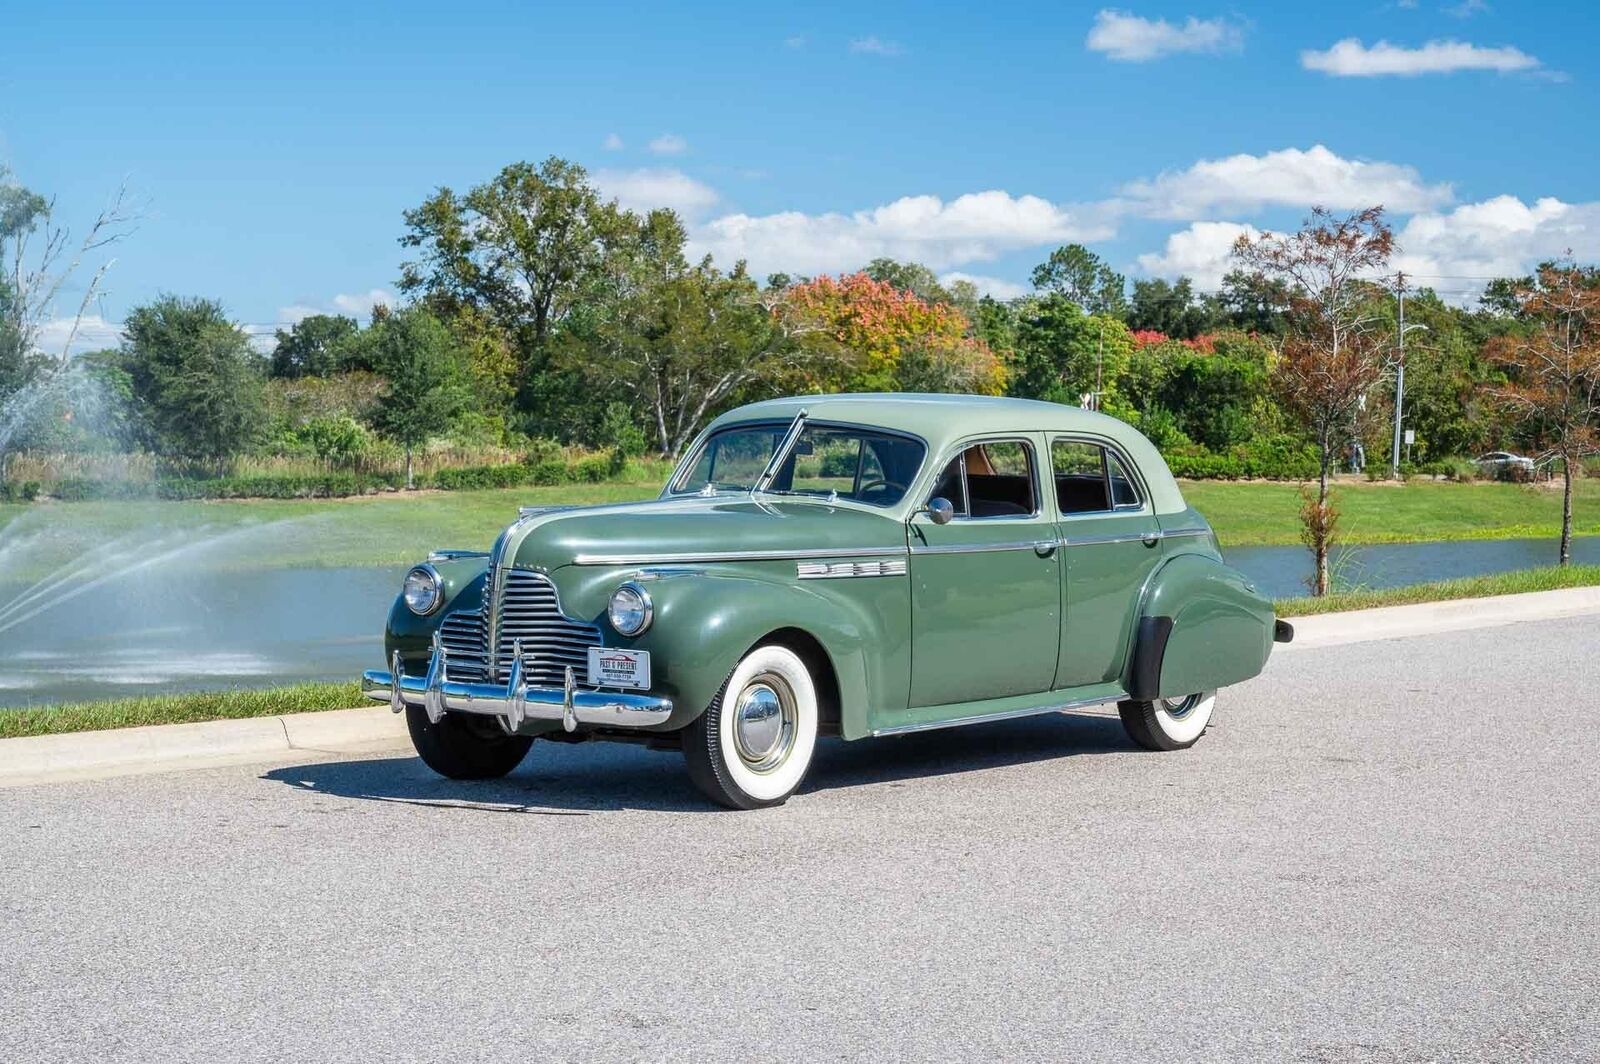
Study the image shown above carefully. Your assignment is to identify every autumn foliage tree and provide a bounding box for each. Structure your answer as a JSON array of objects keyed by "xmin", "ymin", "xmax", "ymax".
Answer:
[
  {"xmin": 781, "ymin": 273, "xmax": 1006, "ymax": 396},
  {"xmin": 1484, "ymin": 261, "xmax": 1600, "ymax": 566},
  {"xmin": 1233, "ymin": 207, "xmax": 1395, "ymax": 595}
]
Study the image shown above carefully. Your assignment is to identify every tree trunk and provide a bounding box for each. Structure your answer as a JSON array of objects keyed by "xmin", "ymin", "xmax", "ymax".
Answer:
[
  {"xmin": 1314, "ymin": 433, "xmax": 1332, "ymax": 597},
  {"xmin": 1560, "ymin": 451, "xmax": 1574, "ymax": 566},
  {"xmin": 405, "ymin": 445, "xmax": 414, "ymax": 491}
]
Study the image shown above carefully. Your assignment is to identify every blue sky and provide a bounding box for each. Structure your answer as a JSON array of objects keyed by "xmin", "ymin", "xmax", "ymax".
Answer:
[{"xmin": 5, "ymin": 0, "xmax": 1597, "ymax": 349}]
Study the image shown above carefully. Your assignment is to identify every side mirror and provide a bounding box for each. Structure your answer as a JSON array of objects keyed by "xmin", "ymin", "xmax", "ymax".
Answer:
[{"xmin": 922, "ymin": 497, "xmax": 955, "ymax": 525}]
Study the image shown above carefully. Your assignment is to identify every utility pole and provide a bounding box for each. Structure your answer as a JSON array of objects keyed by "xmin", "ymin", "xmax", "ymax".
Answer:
[{"xmin": 1391, "ymin": 273, "xmax": 1407, "ymax": 480}]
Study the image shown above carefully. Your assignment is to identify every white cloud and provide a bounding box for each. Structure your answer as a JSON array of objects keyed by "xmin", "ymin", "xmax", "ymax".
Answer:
[
  {"xmin": 849, "ymin": 36, "xmax": 904, "ymax": 57},
  {"xmin": 647, "ymin": 133, "xmax": 688, "ymax": 156},
  {"xmin": 938, "ymin": 272, "xmax": 1031, "ymax": 300},
  {"xmin": 784, "ymin": 35, "xmax": 807, "ymax": 49},
  {"xmin": 1135, "ymin": 221, "xmax": 1266, "ymax": 289},
  {"xmin": 1085, "ymin": 9, "xmax": 1244, "ymax": 61},
  {"xmin": 1394, "ymin": 195, "xmax": 1600, "ymax": 286},
  {"xmin": 688, "ymin": 191, "xmax": 1113, "ymax": 277},
  {"xmin": 1119, "ymin": 144, "xmax": 1453, "ymax": 219},
  {"xmin": 1302, "ymin": 38, "xmax": 1540, "ymax": 77},
  {"xmin": 594, "ymin": 168, "xmax": 720, "ymax": 219},
  {"xmin": 278, "ymin": 289, "xmax": 394, "ymax": 327},
  {"xmin": 1445, "ymin": 0, "xmax": 1489, "ymax": 17},
  {"xmin": 602, "ymin": 133, "xmax": 624, "ymax": 151},
  {"xmin": 32, "ymin": 315, "xmax": 124, "ymax": 357}
]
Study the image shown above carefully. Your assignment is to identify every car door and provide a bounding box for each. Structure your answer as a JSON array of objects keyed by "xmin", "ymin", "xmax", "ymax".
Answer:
[
  {"xmin": 907, "ymin": 435, "xmax": 1061, "ymax": 707},
  {"xmin": 1050, "ymin": 436, "xmax": 1166, "ymax": 690}
]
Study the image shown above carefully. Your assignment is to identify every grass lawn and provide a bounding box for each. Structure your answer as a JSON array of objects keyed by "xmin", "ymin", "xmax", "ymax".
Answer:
[
  {"xmin": 1274, "ymin": 563, "xmax": 1600, "ymax": 616},
  {"xmin": 0, "ymin": 681, "xmax": 363, "ymax": 739},
  {"xmin": 1185, "ymin": 477, "xmax": 1600, "ymax": 547},
  {"xmin": 1, "ymin": 475, "xmax": 1595, "ymax": 581}
]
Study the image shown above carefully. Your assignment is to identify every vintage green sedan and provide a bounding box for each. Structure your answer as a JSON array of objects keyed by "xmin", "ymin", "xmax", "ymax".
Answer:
[{"xmin": 362, "ymin": 394, "xmax": 1291, "ymax": 809}]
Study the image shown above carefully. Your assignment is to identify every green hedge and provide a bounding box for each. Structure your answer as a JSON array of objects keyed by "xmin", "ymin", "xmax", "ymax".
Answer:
[
  {"xmin": 1166, "ymin": 442, "xmax": 1320, "ymax": 481},
  {"xmin": 36, "ymin": 451, "xmax": 628, "ymax": 502}
]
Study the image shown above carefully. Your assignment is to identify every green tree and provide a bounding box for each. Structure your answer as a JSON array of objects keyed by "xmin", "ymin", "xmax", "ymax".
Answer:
[
  {"xmin": 269, "ymin": 314, "xmax": 365, "ymax": 378},
  {"xmin": 118, "ymin": 296, "xmax": 267, "ymax": 465},
  {"xmin": 398, "ymin": 156, "xmax": 640, "ymax": 434},
  {"xmin": 367, "ymin": 306, "xmax": 466, "ymax": 487},
  {"xmin": 1029, "ymin": 244, "xmax": 1126, "ymax": 315},
  {"xmin": 0, "ymin": 177, "xmax": 51, "ymax": 393},
  {"xmin": 1008, "ymin": 294, "xmax": 1133, "ymax": 407},
  {"xmin": 859, "ymin": 258, "xmax": 953, "ymax": 306},
  {"xmin": 1126, "ymin": 277, "xmax": 1219, "ymax": 339}
]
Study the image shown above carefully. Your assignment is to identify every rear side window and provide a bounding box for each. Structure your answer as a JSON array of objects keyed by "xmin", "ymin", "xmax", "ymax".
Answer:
[{"xmin": 1053, "ymin": 440, "xmax": 1143, "ymax": 515}]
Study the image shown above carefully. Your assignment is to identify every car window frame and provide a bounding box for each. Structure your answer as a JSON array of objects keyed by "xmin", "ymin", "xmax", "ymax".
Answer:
[
  {"xmin": 922, "ymin": 435, "xmax": 1044, "ymax": 522},
  {"xmin": 1048, "ymin": 434, "xmax": 1151, "ymax": 520},
  {"xmin": 669, "ymin": 418, "xmax": 929, "ymax": 508}
]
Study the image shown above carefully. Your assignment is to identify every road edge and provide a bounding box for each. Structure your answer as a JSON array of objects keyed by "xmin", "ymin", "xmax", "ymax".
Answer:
[
  {"xmin": 0, "ymin": 705, "xmax": 409, "ymax": 789},
  {"xmin": 5, "ymin": 584, "xmax": 1599, "ymax": 788}
]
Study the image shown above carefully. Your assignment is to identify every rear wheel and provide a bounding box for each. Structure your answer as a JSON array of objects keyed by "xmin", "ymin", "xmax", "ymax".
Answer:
[
  {"xmin": 1118, "ymin": 691, "xmax": 1216, "ymax": 751},
  {"xmin": 406, "ymin": 706, "xmax": 534, "ymax": 779},
  {"xmin": 683, "ymin": 644, "xmax": 819, "ymax": 810}
]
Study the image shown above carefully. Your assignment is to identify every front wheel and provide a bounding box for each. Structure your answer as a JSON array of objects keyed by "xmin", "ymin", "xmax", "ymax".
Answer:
[
  {"xmin": 1118, "ymin": 691, "xmax": 1216, "ymax": 751},
  {"xmin": 406, "ymin": 705, "xmax": 534, "ymax": 779},
  {"xmin": 683, "ymin": 644, "xmax": 819, "ymax": 810}
]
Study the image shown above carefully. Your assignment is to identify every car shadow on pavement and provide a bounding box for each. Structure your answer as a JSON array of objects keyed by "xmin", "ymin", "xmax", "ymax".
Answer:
[{"xmin": 260, "ymin": 710, "xmax": 1134, "ymax": 814}]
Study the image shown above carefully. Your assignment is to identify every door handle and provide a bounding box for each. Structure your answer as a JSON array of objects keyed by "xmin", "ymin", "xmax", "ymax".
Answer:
[
  {"xmin": 1033, "ymin": 540, "xmax": 1058, "ymax": 557},
  {"xmin": 1141, "ymin": 532, "xmax": 1160, "ymax": 548}
]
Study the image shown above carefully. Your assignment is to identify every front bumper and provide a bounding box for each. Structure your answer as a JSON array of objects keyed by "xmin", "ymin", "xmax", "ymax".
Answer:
[{"xmin": 362, "ymin": 634, "xmax": 673, "ymax": 732}]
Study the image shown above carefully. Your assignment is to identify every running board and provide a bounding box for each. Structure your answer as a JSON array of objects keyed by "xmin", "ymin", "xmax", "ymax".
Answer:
[{"xmin": 870, "ymin": 690, "xmax": 1127, "ymax": 738}]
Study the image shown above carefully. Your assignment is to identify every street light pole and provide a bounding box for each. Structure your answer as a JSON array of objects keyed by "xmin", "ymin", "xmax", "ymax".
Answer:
[{"xmin": 1391, "ymin": 274, "xmax": 1406, "ymax": 480}]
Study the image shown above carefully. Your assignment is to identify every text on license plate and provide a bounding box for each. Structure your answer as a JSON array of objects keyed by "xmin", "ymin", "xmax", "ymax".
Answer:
[{"xmin": 587, "ymin": 647, "xmax": 652, "ymax": 689}]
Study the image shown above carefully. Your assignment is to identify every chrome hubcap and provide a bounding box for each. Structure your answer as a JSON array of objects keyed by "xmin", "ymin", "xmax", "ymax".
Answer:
[
  {"xmin": 1161, "ymin": 694, "xmax": 1201, "ymax": 721},
  {"xmin": 731, "ymin": 675, "xmax": 796, "ymax": 772}
]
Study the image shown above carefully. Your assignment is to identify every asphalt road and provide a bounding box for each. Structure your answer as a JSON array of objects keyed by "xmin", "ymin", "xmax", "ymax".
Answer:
[{"xmin": 3, "ymin": 617, "xmax": 1597, "ymax": 1063}]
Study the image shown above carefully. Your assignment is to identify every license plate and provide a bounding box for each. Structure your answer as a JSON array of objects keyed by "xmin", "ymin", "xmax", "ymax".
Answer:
[{"xmin": 587, "ymin": 647, "xmax": 652, "ymax": 689}]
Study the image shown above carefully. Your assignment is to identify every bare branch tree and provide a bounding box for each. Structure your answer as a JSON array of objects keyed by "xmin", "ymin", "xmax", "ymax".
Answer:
[
  {"xmin": 1233, "ymin": 206, "xmax": 1395, "ymax": 595},
  {"xmin": 8, "ymin": 180, "xmax": 139, "ymax": 366}
]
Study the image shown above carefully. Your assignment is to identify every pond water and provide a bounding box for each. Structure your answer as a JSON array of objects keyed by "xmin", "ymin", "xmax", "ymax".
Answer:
[{"xmin": 0, "ymin": 536, "xmax": 1593, "ymax": 708}]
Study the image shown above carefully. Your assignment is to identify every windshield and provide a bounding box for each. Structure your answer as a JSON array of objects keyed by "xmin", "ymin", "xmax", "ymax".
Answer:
[{"xmin": 673, "ymin": 422, "xmax": 925, "ymax": 507}]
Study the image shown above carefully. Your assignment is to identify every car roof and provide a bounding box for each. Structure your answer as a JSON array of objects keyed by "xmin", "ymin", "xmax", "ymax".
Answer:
[{"xmin": 702, "ymin": 392, "xmax": 1190, "ymax": 516}]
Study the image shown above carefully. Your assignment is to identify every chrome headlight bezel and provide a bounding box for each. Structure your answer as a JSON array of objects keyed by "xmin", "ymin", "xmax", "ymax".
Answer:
[
  {"xmin": 403, "ymin": 564, "xmax": 444, "ymax": 616},
  {"xmin": 607, "ymin": 581, "xmax": 654, "ymax": 636}
]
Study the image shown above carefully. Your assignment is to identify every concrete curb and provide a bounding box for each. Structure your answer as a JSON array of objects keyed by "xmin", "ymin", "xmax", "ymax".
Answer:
[
  {"xmin": 0, "ymin": 706, "xmax": 409, "ymax": 789},
  {"xmin": 1278, "ymin": 585, "xmax": 1600, "ymax": 652},
  {"xmin": 3, "ymin": 586, "xmax": 1598, "ymax": 788}
]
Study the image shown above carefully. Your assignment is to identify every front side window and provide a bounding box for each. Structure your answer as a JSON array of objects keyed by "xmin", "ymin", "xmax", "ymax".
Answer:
[
  {"xmin": 928, "ymin": 440, "xmax": 1038, "ymax": 518},
  {"xmin": 674, "ymin": 422, "xmax": 925, "ymax": 507},
  {"xmin": 1053, "ymin": 439, "xmax": 1143, "ymax": 514}
]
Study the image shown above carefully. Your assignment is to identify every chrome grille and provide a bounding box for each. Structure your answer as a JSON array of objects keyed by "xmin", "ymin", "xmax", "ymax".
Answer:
[{"xmin": 437, "ymin": 568, "xmax": 601, "ymax": 688}]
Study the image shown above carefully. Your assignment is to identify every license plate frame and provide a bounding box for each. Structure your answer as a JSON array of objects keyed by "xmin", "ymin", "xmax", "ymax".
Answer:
[{"xmin": 586, "ymin": 646, "xmax": 652, "ymax": 689}]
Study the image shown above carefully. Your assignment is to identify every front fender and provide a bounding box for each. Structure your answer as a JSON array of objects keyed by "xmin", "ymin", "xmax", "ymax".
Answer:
[
  {"xmin": 1126, "ymin": 552, "xmax": 1274, "ymax": 701},
  {"xmin": 556, "ymin": 563, "xmax": 909, "ymax": 737},
  {"xmin": 383, "ymin": 557, "xmax": 490, "ymax": 665}
]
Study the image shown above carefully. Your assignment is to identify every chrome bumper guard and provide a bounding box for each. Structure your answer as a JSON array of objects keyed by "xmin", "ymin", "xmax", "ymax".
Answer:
[{"xmin": 362, "ymin": 634, "xmax": 673, "ymax": 733}]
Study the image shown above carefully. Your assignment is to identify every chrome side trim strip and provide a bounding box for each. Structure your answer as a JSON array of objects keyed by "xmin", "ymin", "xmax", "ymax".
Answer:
[
  {"xmin": 1061, "ymin": 531, "xmax": 1151, "ymax": 547},
  {"xmin": 871, "ymin": 691, "xmax": 1127, "ymax": 737},
  {"xmin": 1160, "ymin": 527, "xmax": 1212, "ymax": 539},
  {"xmin": 574, "ymin": 546, "xmax": 906, "ymax": 566},
  {"xmin": 908, "ymin": 540, "xmax": 1043, "ymax": 556},
  {"xmin": 797, "ymin": 559, "xmax": 908, "ymax": 579}
]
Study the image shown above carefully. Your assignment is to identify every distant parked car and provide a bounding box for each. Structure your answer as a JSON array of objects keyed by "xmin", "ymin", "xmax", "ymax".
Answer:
[
  {"xmin": 1475, "ymin": 451, "xmax": 1535, "ymax": 479},
  {"xmin": 364, "ymin": 394, "xmax": 1290, "ymax": 809}
]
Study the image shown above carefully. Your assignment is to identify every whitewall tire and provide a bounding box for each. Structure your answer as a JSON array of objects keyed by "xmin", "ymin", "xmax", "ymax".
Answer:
[
  {"xmin": 1117, "ymin": 691, "xmax": 1217, "ymax": 751},
  {"xmin": 683, "ymin": 644, "xmax": 819, "ymax": 809}
]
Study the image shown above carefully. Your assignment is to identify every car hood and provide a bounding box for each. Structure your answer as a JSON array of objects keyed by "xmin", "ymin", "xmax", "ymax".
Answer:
[{"xmin": 498, "ymin": 495, "xmax": 908, "ymax": 570}]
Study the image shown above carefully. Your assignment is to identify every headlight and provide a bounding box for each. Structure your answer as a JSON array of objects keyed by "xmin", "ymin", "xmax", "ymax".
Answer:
[
  {"xmin": 607, "ymin": 581, "xmax": 653, "ymax": 636},
  {"xmin": 403, "ymin": 565, "xmax": 443, "ymax": 615}
]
